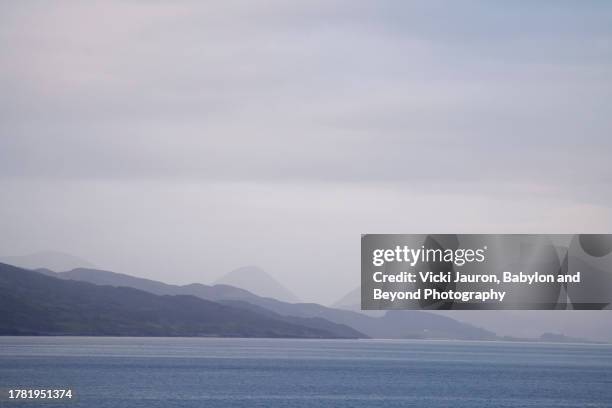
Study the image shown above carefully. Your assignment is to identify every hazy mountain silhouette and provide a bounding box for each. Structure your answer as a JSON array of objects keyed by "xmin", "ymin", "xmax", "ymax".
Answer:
[
  {"xmin": 0, "ymin": 251, "xmax": 94, "ymax": 272},
  {"xmin": 335, "ymin": 286, "xmax": 612, "ymax": 342},
  {"xmin": 332, "ymin": 287, "xmax": 361, "ymax": 309},
  {"xmin": 225, "ymin": 297, "xmax": 496, "ymax": 340},
  {"xmin": 41, "ymin": 266, "xmax": 495, "ymax": 340},
  {"xmin": 42, "ymin": 267, "xmax": 279, "ymax": 303},
  {"xmin": 331, "ymin": 286, "xmax": 385, "ymax": 317},
  {"xmin": 215, "ymin": 266, "xmax": 300, "ymax": 302},
  {"xmin": 0, "ymin": 263, "xmax": 363, "ymax": 338}
]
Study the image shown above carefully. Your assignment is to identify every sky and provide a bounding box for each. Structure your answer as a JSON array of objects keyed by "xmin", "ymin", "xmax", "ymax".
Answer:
[{"xmin": 1, "ymin": 1, "xmax": 611, "ymax": 304}]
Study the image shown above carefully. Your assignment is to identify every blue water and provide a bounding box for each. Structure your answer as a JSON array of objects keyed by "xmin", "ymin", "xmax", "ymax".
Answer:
[{"xmin": 1, "ymin": 337, "xmax": 611, "ymax": 407}]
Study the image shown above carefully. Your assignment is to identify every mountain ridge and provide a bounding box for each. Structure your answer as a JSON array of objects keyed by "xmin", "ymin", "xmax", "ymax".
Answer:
[
  {"xmin": 0, "ymin": 251, "xmax": 94, "ymax": 272},
  {"xmin": 40, "ymin": 266, "xmax": 496, "ymax": 340},
  {"xmin": 333, "ymin": 286, "xmax": 612, "ymax": 342},
  {"xmin": 215, "ymin": 266, "xmax": 300, "ymax": 302},
  {"xmin": 0, "ymin": 263, "xmax": 363, "ymax": 338}
]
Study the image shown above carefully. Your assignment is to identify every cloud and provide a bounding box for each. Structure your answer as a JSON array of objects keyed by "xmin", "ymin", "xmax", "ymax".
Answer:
[{"xmin": 0, "ymin": 1, "xmax": 611, "ymax": 301}]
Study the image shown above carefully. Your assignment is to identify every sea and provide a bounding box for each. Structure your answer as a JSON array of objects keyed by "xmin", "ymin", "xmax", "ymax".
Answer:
[{"xmin": 0, "ymin": 337, "xmax": 611, "ymax": 407}]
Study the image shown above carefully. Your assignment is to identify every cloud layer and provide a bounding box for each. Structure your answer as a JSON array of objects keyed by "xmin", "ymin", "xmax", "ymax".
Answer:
[{"xmin": 1, "ymin": 1, "xmax": 611, "ymax": 302}]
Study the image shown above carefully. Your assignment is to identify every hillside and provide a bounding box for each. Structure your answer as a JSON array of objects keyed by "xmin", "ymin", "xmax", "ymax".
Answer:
[
  {"xmin": 0, "ymin": 263, "xmax": 362, "ymax": 338},
  {"xmin": 44, "ymin": 266, "xmax": 495, "ymax": 340}
]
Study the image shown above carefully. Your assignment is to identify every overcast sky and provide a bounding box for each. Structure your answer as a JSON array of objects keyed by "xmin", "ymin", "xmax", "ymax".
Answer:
[{"xmin": 1, "ymin": 1, "xmax": 611, "ymax": 304}]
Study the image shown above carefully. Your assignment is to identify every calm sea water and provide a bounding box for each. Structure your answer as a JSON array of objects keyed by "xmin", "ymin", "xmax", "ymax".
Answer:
[{"xmin": 1, "ymin": 337, "xmax": 611, "ymax": 408}]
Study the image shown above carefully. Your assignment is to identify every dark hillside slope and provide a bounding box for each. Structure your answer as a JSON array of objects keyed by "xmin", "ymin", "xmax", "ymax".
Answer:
[
  {"xmin": 0, "ymin": 263, "xmax": 361, "ymax": 338},
  {"xmin": 47, "ymin": 267, "xmax": 494, "ymax": 340}
]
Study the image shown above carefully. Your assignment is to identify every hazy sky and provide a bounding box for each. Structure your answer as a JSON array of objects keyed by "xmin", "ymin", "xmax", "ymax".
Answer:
[{"xmin": 1, "ymin": 1, "xmax": 611, "ymax": 304}]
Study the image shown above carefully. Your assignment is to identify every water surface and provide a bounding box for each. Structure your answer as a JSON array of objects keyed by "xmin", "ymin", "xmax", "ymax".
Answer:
[{"xmin": 1, "ymin": 337, "xmax": 611, "ymax": 407}]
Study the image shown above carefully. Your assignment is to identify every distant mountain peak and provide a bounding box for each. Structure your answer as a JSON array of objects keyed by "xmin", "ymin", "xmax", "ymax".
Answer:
[
  {"xmin": 332, "ymin": 287, "xmax": 361, "ymax": 310},
  {"xmin": 215, "ymin": 266, "xmax": 300, "ymax": 303},
  {"xmin": 0, "ymin": 250, "xmax": 94, "ymax": 272}
]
